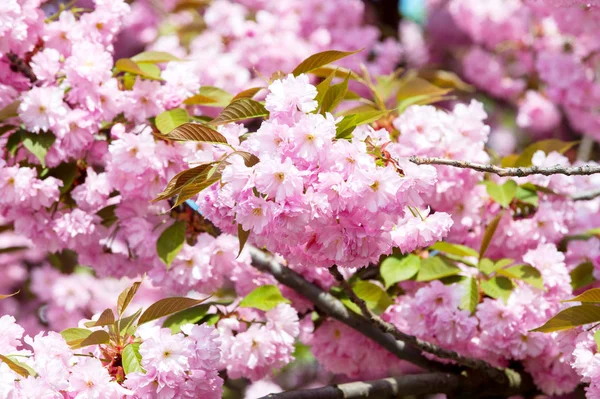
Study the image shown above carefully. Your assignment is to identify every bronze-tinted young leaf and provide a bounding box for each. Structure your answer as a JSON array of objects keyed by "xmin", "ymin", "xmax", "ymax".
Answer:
[
  {"xmin": 84, "ymin": 308, "xmax": 116, "ymax": 328},
  {"xmin": 183, "ymin": 86, "xmax": 233, "ymax": 107},
  {"xmin": 232, "ymin": 87, "xmax": 264, "ymax": 101},
  {"xmin": 172, "ymin": 174, "xmax": 221, "ymax": 207},
  {"xmin": 237, "ymin": 223, "xmax": 250, "ymax": 257},
  {"xmin": 310, "ymin": 65, "xmax": 363, "ymax": 81},
  {"xmin": 514, "ymin": 139, "xmax": 578, "ymax": 168},
  {"xmin": 0, "ymin": 354, "xmax": 32, "ymax": 378},
  {"xmin": 239, "ymin": 285, "xmax": 290, "ymax": 311},
  {"xmin": 70, "ymin": 330, "xmax": 111, "ymax": 349},
  {"xmin": 168, "ymin": 123, "xmax": 228, "ymax": 143},
  {"xmin": 61, "ymin": 327, "xmax": 92, "ymax": 344},
  {"xmin": 153, "ymin": 163, "xmax": 215, "ymax": 202},
  {"xmin": 0, "ymin": 101, "xmax": 19, "ymax": 121},
  {"xmin": 416, "ymin": 256, "xmax": 461, "ymax": 281},
  {"xmin": 314, "ymin": 69, "xmax": 337, "ymax": 107},
  {"xmin": 155, "ymin": 108, "xmax": 189, "ymax": 134},
  {"xmin": 320, "ymin": 72, "xmax": 350, "ymax": 114},
  {"xmin": 122, "ymin": 343, "xmax": 145, "ymax": 375},
  {"xmin": 430, "ymin": 242, "xmax": 478, "ymax": 258},
  {"xmin": 131, "ymin": 51, "xmax": 181, "ymax": 63},
  {"xmin": 118, "ymin": 281, "xmax": 142, "ymax": 316},
  {"xmin": 479, "ymin": 212, "xmax": 503, "ymax": 259},
  {"xmin": 292, "ymin": 49, "xmax": 362, "ymax": 76},
  {"xmin": 157, "ymin": 221, "xmax": 187, "ymax": 268},
  {"xmin": 0, "ymin": 246, "xmax": 27, "ymax": 255},
  {"xmin": 460, "ymin": 277, "xmax": 479, "ymax": 314},
  {"xmin": 138, "ymin": 296, "xmax": 211, "ymax": 325},
  {"xmin": 416, "ymin": 69, "xmax": 474, "ymax": 92},
  {"xmin": 115, "ymin": 58, "xmax": 163, "ymax": 80},
  {"xmin": 0, "ymin": 290, "xmax": 19, "ymax": 300},
  {"xmin": 566, "ymin": 288, "xmax": 600, "ymax": 304},
  {"xmin": 380, "ymin": 254, "xmax": 420, "ymax": 288},
  {"xmin": 210, "ymin": 99, "xmax": 269, "ymax": 126},
  {"xmin": 570, "ymin": 261, "xmax": 595, "ymax": 291},
  {"xmin": 22, "ymin": 132, "xmax": 55, "ymax": 168},
  {"xmin": 532, "ymin": 305, "xmax": 600, "ymax": 333}
]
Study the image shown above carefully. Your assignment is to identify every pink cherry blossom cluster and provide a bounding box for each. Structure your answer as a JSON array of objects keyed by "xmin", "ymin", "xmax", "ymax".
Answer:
[{"xmin": 408, "ymin": 0, "xmax": 600, "ymax": 139}]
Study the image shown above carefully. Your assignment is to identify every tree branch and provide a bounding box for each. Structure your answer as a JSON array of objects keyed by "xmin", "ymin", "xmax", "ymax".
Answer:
[
  {"xmin": 409, "ymin": 156, "xmax": 600, "ymax": 177},
  {"xmin": 572, "ymin": 188, "xmax": 600, "ymax": 201},
  {"xmin": 328, "ymin": 265, "xmax": 509, "ymax": 385},
  {"xmin": 262, "ymin": 373, "xmax": 463, "ymax": 399},
  {"xmin": 248, "ymin": 247, "xmax": 443, "ymax": 372}
]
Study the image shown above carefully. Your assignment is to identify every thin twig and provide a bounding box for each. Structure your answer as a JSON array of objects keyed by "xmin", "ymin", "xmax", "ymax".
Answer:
[
  {"xmin": 572, "ymin": 188, "xmax": 600, "ymax": 201},
  {"xmin": 262, "ymin": 372, "xmax": 463, "ymax": 399},
  {"xmin": 409, "ymin": 156, "xmax": 600, "ymax": 177},
  {"xmin": 328, "ymin": 265, "xmax": 509, "ymax": 385}
]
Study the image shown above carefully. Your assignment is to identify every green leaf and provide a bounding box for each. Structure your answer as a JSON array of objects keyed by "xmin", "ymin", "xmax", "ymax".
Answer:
[
  {"xmin": 479, "ymin": 212, "xmax": 503, "ymax": 259},
  {"xmin": 515, "ymin": 186, "xmax": 539, "ymax": 207},
  {"xmin": 497, "ymin": 265, "xmax": 543, "ymax": 289},
  {"xmin": 396, "ymin": 75, "xmax": 452, "ymax": 104},
  {"xmin": 460, "ymin": 277, "xmax": 479, "ymax": 314},
  {"xmin": 594, "ymin": 329, "xmax": 600, "ymax": 351},
  {"xmin": 335, "ymin": 111, "xmax": 387, "ymax": 139},
  {"xmin": 60, "ymin": 328, "xmax": 92, "ymax": 344},
  {"xmin": 352, "ymin": 280, "xmax": 393, "ymax": 314},
  {"xmin": 6, "ymin": 130, "xmax": 23, "ymax": 156},
  {"xmin": 210, "ymin": 99, "xmax": 269, "ymax": 126},
  {"xmin": 162, "ymin": 304, "xmax": 210, "ymax": 333},
  {"xmin": 309, "ymin": 65, "xmax": 363, "ymax": 81},
  {"xmin": 292, "ymin": 49, "xmax": 362, "ymax": 76},
  {"xmin": 481, "ymin": 276, "xmax": 514, "ymax": 303},
  {"xmin": 115, "ymin": 58, "xmax": 163, "ymax": 80},
  {"xmin": 157, "ymin": 221, "xmax": 186, "ymax": 268},
  {"xmin": 239, "ymin": 285, "xmax": 291, "ymax": 311},
  {"xmin": 532, "ymin": 305, "xmax": 600, "ymax": 333},
  {"xmin": 137, "ymin": 63, "xmax": 161, "ymax": 80},
  {"xmin": 70, "ymin": 330, "xmax": 110, "ymax": 349},
  {"xmin": 237, "ymin": 224, "xmax": 250, "ymax": 257},
  {"xmin": 131, "ymin": 51, "xmax": 181, "ymax": 63},
  {"xmin": 0, "ymin": 354, "xmax": 32, "ymax": 378},
  {"xmin": 96, "ymin": 204, "xmax": 118, "ymax": 228},
  {"xmin": 48, "ymin": 162, "xmax": 78, "ymax": 194},
  {"xmin": 416, "ymin": 256, "xmax": 461, "ymax": 281},
  {"xmin": 0, "ymin": 124, "xmax": 16, "ymax": 137},
  {"xmin": 514, "ymin": 139, "xmax": 578, "ymax": 168},
  {"xmin": 430, "ymin": 242, "xmax": 478, "ymax": 258},
  {"xmin": 566, "ymin": 288, "xmax": 600, "ymax": 303},
  {"xmin": 168, "ymin": 123, "xmax": 228, "ymax": 143},
  {"xmin": 314, "ymin": 69, "xmax": 336, "ymax": 107},
  {"xmin": 122, "ymin": 343, "xmax": 145, "ymax": 375},
  {"xmin": 570, "ymin": 261, "xmax": 595, "ymax": 291},
  {"xmin": 84, "ymin": 308, "xmax": 115, "ymax": 328},
  {"xmin": 380, "ymin": 254, "xmax": 420, "ymax": 288},
  {"xmin": 183, "ymin": 86, "xmax": 233, "ymax": 107},
  {"xmin": 117, "ymin": 281, "xmax": 142, "ymax": 316},
  {"xmin": 5, "ymin": 355, "xmax": 37, "ymax": 377},
  {"xmin": 155, "ymin": 109, "xmax": 189, "ymax": 134},
  {"xmin": 22, "ymin": 132, "xmax": 55, "ymax": 168},
  {"xmin": 483, "ymin": 180, "xmax": 517, "ymax": 208},
  {"xmin": 118, "ymin": 308, "xmax": 143, "ymax": 336},
  {"xmin": 138, "ymin": 296, "xmax": 211, "ymax": 325},
  {"xmin": 320, "ymin": 72, "xmax": 350, "ymax": 114}
]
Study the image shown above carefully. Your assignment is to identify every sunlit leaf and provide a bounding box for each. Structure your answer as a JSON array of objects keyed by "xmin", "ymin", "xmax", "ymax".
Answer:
[
  {"xmin": 239, "ymin": 285, "xmax": 290, "ymax": 311},
  {"xmin": 138, "ymin": 296, "xmax": 211, "ymax": 325},
  {"xmin": 132, "ymin": 51, "xmax": 181, "ymax": 63},
  {"xmin": 320, "ymin": 72, "xmax": 350, "ymax": 113},
  {"xmin": 479, "ymin": 212, "xmax": 503, "ymax": 259},
  {"xmin": 0, "ymin": 354, "xmax": 32, "ymax": 378},
  {"xmin": 481, "ymin": 276, "xmax": 514, "ymax": 303},
  {"xmin": 497, "ymin": 265, "xmax": 544, "ymax": 289},
  {"xmin": 115, "ymin": 58, "xmax": 163, "ymax": 80},
  {"xmin": 310, "ymin": 65, "xmax": 363, "ymax": 81},
  {"xmin": 417, "ymin": 70, "xmax": 473, "ymax": 92},
  {"xmin": 396, "ymin": 75, "xmax": 452, "ymax": 104},
  {"xmin": 154, "ymin": 163, "xmax": 216, "ymax": 202},
  {"xmin": 84, "ymin": 308, "xmax": 116, "ymax": 328},
  {"xmin": 515, "ymin": 186, "xmax": 538, "ymax": 207},
  {"xmin": 335, "ymin": 110, "xmax": 387, "ymax": 139},
  {"xmin": 0, "ymin": 101, "xmax": 20, "ymax": 121},
  {"xmin": 380, "ymin": 254, "xmax": 420, "ymax": 288},
  {"xmin": 532, "ymin": 305, "xmax": 600, "ymax": 332},
  {"xmin": 157, "ymin": 221, "xmax": 186, "ymax": 268},
  {"xmin": 232, "ymin": 87, "xmax": 264, "ymax": 101},
  {"xmin": 210, "ymin": 99, "xmax": 269, "ymax": 126},
  {"xmin": 430, "ymin": 242, "xmax": 478, "ymax": 258},
  {"xmin": 118, "ymin": 281, "xmax": 142, "ymax": 316},
  {"xmin": 460, "ymin": 277, "xmax": 479, "ymax": 314},
  {"xmin": 155, "ymin": 108, "xmax": 189, "ymax": 134},
  {"xmin": 352, "ymin": 280, "xmax": 393, "ymax": 314},
  {"xmin": 483, "ymin": 180, "xmax": 517, "ymax": 208},
  {"xmin": 292, "ymin": 49, "xmax": 362, "ymax": 76},
  {"xmin": 570, "ymin": 261, "xmax": 595, "ymax": 291},
  {"xmin": 314, "ymin": 69, "xmax": 337, "ymax": 107},
  {"xmin": 514, "ymin": 139, "xmax": 578, "ymax": 168},
  {"xmin": 5, "ymin": 355, "xmax": 37, "ymax": 377},
  {"xmin": 60, "ymin": 328, "xmax": 92, "ymax": 344},
  {"xmin": 183, "ymin": 86, "xmax": 233, "ymax": 107},
  {"xmin": 595, "ymin": 330, "xmax": 600, "ymax": 351},
  {"xmin": 416, "ymin": 256, "xmax": 461, "ymax": 281},
  {"xmin": 22, "ymin": 132, "xmax": 55, "ymax": 168},
  {"xmin": 119, "ymin": 308, "xmax": 143, "ymax": 336},
  {"xmin": 173, "ymin": 173, "xmax": 221, "ymax": 207},
  {"xmin": 162, "ymin": 304, "xmax": 210, "ymax": 333},
  {"xmin": 70, "ymin": 330, "xmax": 110, "ymax": 349},
  {"xmin": 168, "ymin": 123, "xmax": 228, "ymax": 143},
  {"xmin": 122, "ymin": 343, "xmax": 145, "ymax": 375},
  {"xmin": 566, "ymin": 288, "xmax": 600, "ymax": 303}
]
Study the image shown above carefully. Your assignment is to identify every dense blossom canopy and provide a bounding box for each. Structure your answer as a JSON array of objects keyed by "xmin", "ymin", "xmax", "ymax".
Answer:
[{"xmin": 1, "ymin": 0, "xmax": 600, "ymax": 398}]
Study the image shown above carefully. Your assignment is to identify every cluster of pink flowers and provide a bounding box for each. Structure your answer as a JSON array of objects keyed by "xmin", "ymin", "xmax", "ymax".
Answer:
[{"xmin": 408, "ymin": 0, "xmax": 600, "ymax": 139}]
